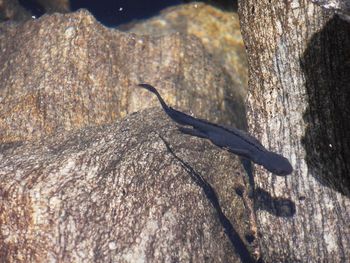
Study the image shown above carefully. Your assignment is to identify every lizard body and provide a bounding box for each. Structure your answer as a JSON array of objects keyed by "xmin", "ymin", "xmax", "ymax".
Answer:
[{"xmin": 138, "ymin": 83, "xmax": 293, "ymax": 176}]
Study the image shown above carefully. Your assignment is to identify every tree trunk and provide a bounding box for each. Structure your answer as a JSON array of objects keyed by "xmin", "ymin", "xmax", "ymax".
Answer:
[{"xmin": 239, "ymin": 1, "xmax": 350, "ymax": 262}]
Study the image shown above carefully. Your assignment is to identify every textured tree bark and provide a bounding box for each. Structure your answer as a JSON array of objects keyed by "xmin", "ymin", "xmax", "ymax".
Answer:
[{"xmin": 239, "ymin": 1, "xmax": 350, "ymax": 262}]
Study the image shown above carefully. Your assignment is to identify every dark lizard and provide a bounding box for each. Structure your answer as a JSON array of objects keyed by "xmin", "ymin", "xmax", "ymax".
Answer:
[{"xmin": 137, "ymin": 83, "xmax": 293, "ymax": 176}]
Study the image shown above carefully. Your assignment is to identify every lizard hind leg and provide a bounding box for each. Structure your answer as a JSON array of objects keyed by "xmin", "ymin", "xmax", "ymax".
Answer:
[{"xmin": 177, "ymin": 126, "xmax": 208, "ymax": 139}]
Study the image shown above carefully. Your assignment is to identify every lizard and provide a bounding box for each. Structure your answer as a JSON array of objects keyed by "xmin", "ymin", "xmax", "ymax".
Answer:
[{"xmin": 137, "ymin": 83, "xmax": 293, "ymax": 176}]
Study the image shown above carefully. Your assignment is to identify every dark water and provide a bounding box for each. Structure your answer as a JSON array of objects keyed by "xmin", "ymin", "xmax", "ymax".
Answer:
[
  {"xmin": 71, "ymin": 0, "xmax": 183, "ymax": 27},
  {"xmin": 18, "ymin": 0, "xmax": 236, "ymax": 27},
  {"xmin": 19, "ymin": 0, "xmax": 183, "ymax": 27}
]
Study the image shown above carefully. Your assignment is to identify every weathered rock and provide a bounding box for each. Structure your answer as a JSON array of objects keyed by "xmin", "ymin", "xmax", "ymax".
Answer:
[
  {"xmin": 0, "ymin": 9, "xmax": 245, "ymax": 143},
  {"xmin": 0, "ymin": 6, "xmax": 256, "ymax": 262},
  {"xmin": 0, "ymin": 108, "xmax": 256, "ymax": 262},
  {"xmin": 121, "ymin": 2, "xmax": 248, "ymax": 97},
  {"xmin": 311, "ymin": 0, "xmax": 350, "ymax": 21},
  {"xmin": 239, "ymin": 0, "xmax": 350, "ymax": 261},
  {"xmin": 0, "ymin": 0, "xmax": 32, "ymax": 22}
]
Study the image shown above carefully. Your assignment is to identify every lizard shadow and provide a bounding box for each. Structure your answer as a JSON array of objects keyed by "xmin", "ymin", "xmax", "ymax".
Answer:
[
  {"xmin": 0, "ymin": 141, "xmax": 24, "ymax": 153},
  {"xmin": 158, "ymin": 134, "xmax": 257, "ymax": 263},
  {"xmin": 241, "ymin": 159, "xmax": 296, "ymax": 217},
  {"xmin": 300, "ymin": 16, "xmax": 350, "ymax": 196},
  {"xmin": 254, "ymin": 188, "xmax": 296, "ymax": 217}
]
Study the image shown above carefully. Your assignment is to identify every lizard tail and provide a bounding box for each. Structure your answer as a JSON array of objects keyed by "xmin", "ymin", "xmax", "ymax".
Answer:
[
  {"xmin": 137, "ymin": 83, "xmax": 170, "ymax": 112},
  {"xmin": 137, "ymin": 83, "xmax": 195, "ymax": 126}
]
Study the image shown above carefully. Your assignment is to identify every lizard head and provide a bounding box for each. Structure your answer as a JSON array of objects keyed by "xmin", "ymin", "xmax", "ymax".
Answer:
[{"xmin": 260, "ymin": 151, "xmax": 293, "ymax": 176}]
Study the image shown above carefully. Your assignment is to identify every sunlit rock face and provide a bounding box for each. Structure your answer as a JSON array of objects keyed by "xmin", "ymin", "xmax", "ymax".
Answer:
[
  {"xmin": 0, "ymin": 9, "xmax": 244, "ymax": 143},
  {"xmin": 123, "ymin": 2, "xmax": 248, "ymax": 97}
]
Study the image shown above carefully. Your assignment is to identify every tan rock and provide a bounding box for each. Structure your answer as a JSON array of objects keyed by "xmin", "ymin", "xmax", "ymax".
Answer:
[
  {"xmin": 0, "ymin": 9, "xmax": 245, "ymax": 143},
  {"xmin": 122, "ymin": 2, "xmax": 248, "ymax": 97}
]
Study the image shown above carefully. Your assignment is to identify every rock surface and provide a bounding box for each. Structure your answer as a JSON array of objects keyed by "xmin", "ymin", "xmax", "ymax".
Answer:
[
  {"xmin": 0, "ymin": 9, "xmax": 245, "ymax": 143},
  {"xmin": 239, "ymin": 0, "xmax": 350, "ymax": 261},
  {"xmin": 122, "ymin": 2, "xmax": 248, "ymax": 97},
  {"xmin": 311, "ymin": 0, "xmax": 350, "ymax": 21},
  {"xmin": 0, "ymin": 7, "xmax": 256, "ymax": 262},
  {"xmin": 0, "ymin": 0, "xmax": 32, "ymax": 22},
  {"xmin": 0, "ymin": 108, "xmax": 255, "ymax": 263}
]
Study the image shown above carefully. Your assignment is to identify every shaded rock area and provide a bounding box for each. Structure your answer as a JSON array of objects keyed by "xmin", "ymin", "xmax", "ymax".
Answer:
[
  {"xmin": 0, "ymin": 0, "xmax": 32, "ymax": 22},
  {"xmin": 239, "ymin": 1, "xmax": 350, "ymax": 261},
  {"xmin": 0, "ymin": 0, "xmax": 70, "ymax": 22},
  {"xmin": 0, "ymin": 9, "xmax": 245, "ymax": 144},
  {"xmin": 0, "ymin": 108, "xmax": 256, "ymax": 263},
  {"xmin": 311, "ymin": 0, "xmax": 350, "ymax": 21},
  {"xmin": 122, "ymin": 2, "xmax": 248, "ymax": 96},
  {"xmin": 35, "ymin": 0, "xmax": 70, "ymax": 13}
]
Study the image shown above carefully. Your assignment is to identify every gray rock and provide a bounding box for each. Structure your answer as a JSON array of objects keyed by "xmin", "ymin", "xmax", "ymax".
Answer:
[
  {"xmin": 0, "ymin": 8, "xmax": 256, "ymax": 262},
  {"xmin": 239, "ymin": 0, "xmax": 350, "ymax": 261},
  {"xmin": 311, "ymin": 0, "xmax": 350, "ymax": 21},
  {"xmin": 0, "ymin": 108, "xmax": 255, "ymax": 262}
]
